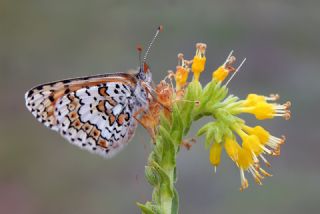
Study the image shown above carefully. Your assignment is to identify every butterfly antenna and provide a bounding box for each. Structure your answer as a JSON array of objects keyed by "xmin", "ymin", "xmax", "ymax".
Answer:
[
  {"xmin": 225, "ymin": 58, "xmax": 247, "ymax": 86},
  {"xmin": 223, "ymin": 50, "xmax": 234, "ymax": 67},
  {"xmin": 143, "ymin": 25, "xmax": 163, "ymax": 63},
  {"xmin": 136, "ymin": 44, "xmax": 143, "ymax": 68}
]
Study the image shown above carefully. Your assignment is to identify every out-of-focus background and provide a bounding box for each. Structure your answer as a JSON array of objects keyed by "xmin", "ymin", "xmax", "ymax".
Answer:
[{"xmin": 0, "ymin": 0, "xmax": 319, "ymax": 213}]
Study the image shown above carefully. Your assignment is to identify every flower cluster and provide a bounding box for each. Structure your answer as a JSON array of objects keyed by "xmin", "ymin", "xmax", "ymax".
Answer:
[
  {"xmin": 139, "ymin": 42, "xmax": 291, "ymax": 214},
  {"xmin": 171, "ymin": 43, "xmax": 291, "ymax": 191}
]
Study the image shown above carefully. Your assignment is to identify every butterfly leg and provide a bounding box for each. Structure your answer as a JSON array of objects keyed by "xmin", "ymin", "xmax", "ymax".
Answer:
[
  {"xmin": 181, "ymin": 138, "xmax": 197, "ymax": 150},
  {"xmin": 133, "ymin": 108, "xmax": 157, "ymax": 143},
  {"xmin": 141, "ymin": 81, "xmax": 172, "ymax": 113}
]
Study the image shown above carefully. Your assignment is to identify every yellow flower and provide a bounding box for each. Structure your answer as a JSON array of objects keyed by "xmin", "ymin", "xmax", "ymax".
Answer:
[
  {"xmin": 242, "ymin": 125, "xmax": 285, "ymax": 157},
  {"xmin": 242, "ymin": 135, "xmax": 263, "ymax": 156},
  {"xmin": 212, "ymin": 55, "xmax": 236, "ymax": 82},
  {"xmin": 210, "ymin": 124, "xmax": 283, "ymax": 191},
  {"xmin": 175, "ymin": 66, "xmax": 189, "ymax": 89},
  {"xmin": 175, "ymin": 53, "xmax": 190, "ymax": 90},
  {"xmin": 191, "ymin": 43, "xmax": 206, "ymax": 81},
  {"xmin": 239, "ymin": 94, "xmax": 291, "ymax": 120},
  {"xmin": 242, "ymin": 94, "xmax": 267, "ymax": 107},
  {"xmin": 224, "ymin": 137, "xmax": 241, "ymax": 162},
  {"xmin": 209, "ymin": 142, "xmax": 223, "ymax": 169},
  {"xmin": 222, "ymin": 137, "xmax": 261, "ymax": 191},
  {"xmin": 212, "ymin": 66, "xmax": 229, "ymax": 82}
]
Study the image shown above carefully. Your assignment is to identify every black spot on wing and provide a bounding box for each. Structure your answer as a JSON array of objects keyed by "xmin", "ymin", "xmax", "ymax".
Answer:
[
  {"xmin": 27, "ymin": 90, "xmax": 34, "ymax": 97},
  {"xmin": 64, "ymin": 88, "xmax": 70, "ymax": 94},
  {"xmin": 36, "ymin": 85, "xmax": 43, "ymax": 90}
]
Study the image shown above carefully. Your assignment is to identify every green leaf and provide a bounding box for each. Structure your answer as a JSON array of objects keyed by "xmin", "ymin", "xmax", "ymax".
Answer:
[
  {"xmin": 171, "ymin": 188, "xmax": 179, "ymax": 214},
  {"xmin": 152, "ymin": 137, "xmax": 163, "ymax": 163},
  {"xmin": 173, "ymin": 167, "xmax": 177, "ymax": 183},
  {"xmin": 152, "ymin": 188, "xmax": 160, "ymax": 204},
  {"xmin": 158, "ymin": 126, "xmax": 176, "ymax": 168},
  {"xmin": 145, "ymin": 166, "xmax": 159, "ymax": 186},
  {"xmin": 170, "ymin": 104, "xmax": 184, "ymax": 144},
  {"xmin": 159, "ymin": 113, "xmax": 171, "ymax": 131},
  {"xmin": 137, "ymin": 202, "xmax": 156, "ymax": 214},
  {"xmin": 150, "ymin": 161, "xmax": 174, "ymax": 197}
]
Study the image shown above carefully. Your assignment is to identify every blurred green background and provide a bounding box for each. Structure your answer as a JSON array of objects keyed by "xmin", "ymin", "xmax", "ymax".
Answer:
[{"xmin": 0, "ymin": 0, "xmax": 319, "ymax": 213}]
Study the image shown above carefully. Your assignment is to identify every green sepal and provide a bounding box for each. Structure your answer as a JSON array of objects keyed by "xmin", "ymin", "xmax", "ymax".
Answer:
[
  {"xmin": 201, "ymin": 80, "xmax": 216, "ymax": 99},
  {"xmin": 196, "ymin": 122, "xmax": 215, "ymax": 137},
  {"xmin": 197, "ymin": 81, "xmax": 216, "ymax": 111},
  {"xmin": 205, "ymin": 127, "xmax": 216, "ymax": 149},
  {"xmin": 213, "ymin": 125, "xmax": 223, "ymax": 145},
  {"xmin": 215, "ymin": 109, "xmax": 238, "ymax": 125}
]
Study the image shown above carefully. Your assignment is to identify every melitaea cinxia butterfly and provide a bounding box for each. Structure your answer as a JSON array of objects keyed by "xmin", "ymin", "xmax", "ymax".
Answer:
[{"xmin": 25, "ymin": 26, "xmax": 162, "ymax": 158}]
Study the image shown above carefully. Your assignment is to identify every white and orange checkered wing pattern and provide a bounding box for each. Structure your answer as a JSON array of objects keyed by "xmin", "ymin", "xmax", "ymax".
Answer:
[{"xmin": 25, "ymin": 73, "xmax": 143, "ymax": 158}]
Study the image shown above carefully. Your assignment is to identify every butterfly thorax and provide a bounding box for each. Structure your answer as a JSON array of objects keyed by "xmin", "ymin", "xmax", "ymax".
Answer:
[{"xmin": 133, "ymin": 63, "xmax": 153, "ymax": 108}]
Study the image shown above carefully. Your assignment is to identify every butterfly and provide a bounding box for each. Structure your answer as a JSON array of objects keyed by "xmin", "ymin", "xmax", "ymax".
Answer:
[{"xmin": 25, "ymin": 26, "xmax": 163, "ymax": 158}]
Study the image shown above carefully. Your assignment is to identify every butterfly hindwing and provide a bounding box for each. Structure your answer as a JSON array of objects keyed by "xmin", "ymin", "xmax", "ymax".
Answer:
[{"xmin": 25, "ymin": 74, "xmax": 141, "ymax": 158}]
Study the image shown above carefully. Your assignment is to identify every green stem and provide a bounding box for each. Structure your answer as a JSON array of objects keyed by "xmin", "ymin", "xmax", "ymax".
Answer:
[
  {"xmin": 160, "ymin": 168, "xmax": 175, "ymax": 213},
  {"xmin": 138, "ymin": 114, "xmax": 180, "ymax": 214}
]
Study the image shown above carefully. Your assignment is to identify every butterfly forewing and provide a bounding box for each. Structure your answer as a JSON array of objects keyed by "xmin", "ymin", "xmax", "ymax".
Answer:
[{"xmin": 25, "ymin": 73, "xmax": 141, "ymax": 158}]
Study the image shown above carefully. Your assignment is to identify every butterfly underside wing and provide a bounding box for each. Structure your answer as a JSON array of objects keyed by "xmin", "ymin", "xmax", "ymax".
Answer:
[{"xmin": 25, "ymin": 73, "xmax": 146, "ymax": 158}]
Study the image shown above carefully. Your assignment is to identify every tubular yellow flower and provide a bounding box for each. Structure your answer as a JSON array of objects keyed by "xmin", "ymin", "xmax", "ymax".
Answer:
[
  {"xmin": 237, "ymin": 148, "xmax": 254, "ymax": 170},
  {"xmin": 249, "ymin": 102, "xmax": 290, "ymax": 120},
  {"xmin": 220, "ymin": 126, "xmax": 278, "ymax": 189},
  {"xmin": 243, "ymin": 125, "xmax": 270, "ymax": 144},
  {"xmin": 240, "ymin": 95, "xmax": 291, "ymax": 120},
  {"xmin": 224, "ymin": 137, "xmax": 241, "ymax": 162},
  {"xmin": 191, "ymin": 43, "xmax": 206, "ymax": 81},
  {"xmin": 175, "ymin": 66, "xmax": 189, "ymax": 90},
  {"xmin": 242, "ymin": 93, "xmax": 280, "ymax": 107},
  {"xmin": 250, "ymin": 102, "xmax": 275, "ymax": 119},
  {"xmin": 209, "ymin": 142, "xmax": 223, "ymax": 168},
  {"xmin": 238, "ymin": 149, "xmax": 254, "ymax": 191},
  {"xmin": 175, "ymin": 53, "xmax": 190, "ymax": 90},
  {"xmin": 212, "ymin": 55, "xmax": 236, "ymax": 82},
  {"xmin": 237, "ymin": 148, "xmax": 269, "ymax": 190},
  {"xmin": 223, "ymin": 136, "xmax": 263, "ymax": 191},
  {"xmin": 242, "ymin": 94, "xmax": 266, "ymax": 107},
  {"xmin": 242, "ymin": 125, "xmax": 285, "ymax": 155},
  {"xmin": 242, "ymin": 135, "xmax": 263, "ymax": 156},
  {"xmin": 212, "ymin": 66, "xmax": 229, "ymax": 82}
]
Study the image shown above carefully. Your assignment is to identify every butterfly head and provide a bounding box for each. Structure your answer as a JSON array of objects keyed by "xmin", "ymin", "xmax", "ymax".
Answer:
[{"xmin": 137, "ymin": 62, "xmax": 152, "ymax": 83}]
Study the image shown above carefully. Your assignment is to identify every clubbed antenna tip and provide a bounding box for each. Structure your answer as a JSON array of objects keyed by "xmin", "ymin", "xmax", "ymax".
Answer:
[{"xmin": 143, "ymin": 25, "xmax": 163, "ymax": 63}]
